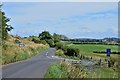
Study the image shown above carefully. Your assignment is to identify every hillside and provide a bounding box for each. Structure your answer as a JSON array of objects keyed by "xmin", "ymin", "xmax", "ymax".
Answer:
[{"xmin": 1, "ymin": 34, "xmax": 49, "ymax": 65}]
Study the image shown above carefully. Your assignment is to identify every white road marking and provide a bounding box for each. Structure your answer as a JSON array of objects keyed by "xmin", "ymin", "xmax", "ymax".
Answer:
[{"xmin": 46, "ymin": 52, "xmax": 48, "ymax": 56}]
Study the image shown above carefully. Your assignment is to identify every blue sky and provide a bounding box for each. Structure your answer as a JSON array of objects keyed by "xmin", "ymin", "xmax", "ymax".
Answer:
[{"xmin": 2, "ymin": 2, "xmax": 118, "ymax": 39}]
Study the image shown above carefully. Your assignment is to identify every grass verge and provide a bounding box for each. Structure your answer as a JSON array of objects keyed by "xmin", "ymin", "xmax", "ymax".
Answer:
[
  {"xmin": 44, "ymin": 61, "xmax": 87, "ymax": 78},
  {"xmin": 86, "ymin": 66, "xmax": 118, "ymax": 78}
]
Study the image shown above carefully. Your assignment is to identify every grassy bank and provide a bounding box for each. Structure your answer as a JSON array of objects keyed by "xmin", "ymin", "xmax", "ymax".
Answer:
[
  {"xmin": 54, "ymin": 42, "xmax": 119, "ymax": 77},
  {"xmin": 45, "ymin": 61, "xmax": 118, "ymax": 78},
  {"xmin": 2, "ymin": 35, "xmax": 49, "ymax": 65},
  {"xmin": 86, "ymin": 66, "xmax": 118, "ymax": 78},
  {"xmin": 55, "ymin": 41, "xmax": 119, "ymax": 67},
  {"xmin": 68, "ymin": 44, "xmax": 119, "ymax": 68},
  {"xmin": 44, "ymin": 61, "xmax": 87, "ymax": 78}
]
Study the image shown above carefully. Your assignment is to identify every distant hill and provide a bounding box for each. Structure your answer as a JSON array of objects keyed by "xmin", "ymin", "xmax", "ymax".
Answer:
[{"xmin": 63, "ymin": 37, "xmax": 120, "ymax": 43}]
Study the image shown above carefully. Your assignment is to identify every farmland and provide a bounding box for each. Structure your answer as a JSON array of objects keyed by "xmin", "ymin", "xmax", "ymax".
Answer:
[
  {"xmin": 66, "ymin": 43, "xmax": 119, "ymax": 59},
  {"xmin": 47, "ymin": 42, "xmax": 119, "ymax": 78},
  {"xmin": 68, "ymin": 44, "xmax": 118, "ymax": 53}
]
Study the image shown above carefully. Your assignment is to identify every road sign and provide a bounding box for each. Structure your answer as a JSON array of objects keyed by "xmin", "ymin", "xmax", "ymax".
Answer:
[
  {"xmin": 106, "ymin": 48, "xmax": 111, "ymax": 57},
  {"xmin": 18, "ymin": 42, "xmax": 21, "ymax": 44}
]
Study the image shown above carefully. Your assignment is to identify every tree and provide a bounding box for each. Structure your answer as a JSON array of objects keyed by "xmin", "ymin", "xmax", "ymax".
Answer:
[
  {"xmin": 46, "ymin": 39, "xmax": 54, "ymax": 47},
  {"xmin": 39, "ymin": 31, "xmax": 54, "ymax": 47},
  {"xmin": 0, "ymin": 5, "xmax": 13, "ymax": 40},
  {"xmin": 39, "ymin": 31, "xmax": 52, "ymax": 40},
  {"xmin": 53, "ymin": 33, "xmax": 61, "ymax": 43}
]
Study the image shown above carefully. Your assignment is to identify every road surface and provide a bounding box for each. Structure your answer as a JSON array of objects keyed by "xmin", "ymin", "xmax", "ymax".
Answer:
[
  {"xmin": 2, "ymin": 48, "xmax": 60, "ymax": 78},
  {"xmin": 2, "ymin": 48, "xmax": 96, "ymax": 79}
]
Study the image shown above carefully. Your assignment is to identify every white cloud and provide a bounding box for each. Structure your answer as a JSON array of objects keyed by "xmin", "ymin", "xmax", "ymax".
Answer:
[{"xmin": 2, "ymin": 2, "xmax": 118, "ymax": 38}]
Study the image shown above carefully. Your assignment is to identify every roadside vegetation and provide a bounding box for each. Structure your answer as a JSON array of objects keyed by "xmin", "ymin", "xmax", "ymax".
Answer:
[
  {"xmin": 44, "ymin": 61, "xmax": 87, "ymax": 78},
  {"xmin": 45, "ymin": 61, "xmax": 118, "ymax": 78},
  {"xmin": 53, "ymin": 41, "xmax": 119, "ymax": 78},
  {"xmin": 2, "ymin": 35, "xmax": 49, "ymax": 64},
  {"xmin": 54, "ymin": 41, "xmax": 119, "ymax": 66},
  {"xmin": 86, "ymin": 66, "xmax": 118, "ymax": 78}
]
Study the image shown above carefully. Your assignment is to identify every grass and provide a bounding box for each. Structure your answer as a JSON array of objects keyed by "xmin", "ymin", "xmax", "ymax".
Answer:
[
  {"xmin": 0, "ymin": 45, "xmax": 2, "ymax": 66},
  {"xmin": 44, "ymin": 62, "xmax": 66, "ymax": 78},
  {"xmin": 67, "ymin": 44, "xmax": 119, "ymax": 67},
  {"xmin": 86, "ymin": 66, "xmax": 118, "ymax": 78},
  {"xmin": 2, "ymin": 35, "xmax": 49, "ymax": 64},
  {"xmin": 44, "ymin": 61, "xmax": 87, "ymax": 78},
  {"xmin": 54, "ymin": 43, "xmax": 119, "ymax": 78},
  {"xmin": 68, "ymin": 44, "xmax": 118, "ymax": 52},
  {"xmin": 68, "ymin": 44, "xmax": 119, "ymax": 78},
  {"xmin": 45, "ymin": 61, "xmax": 118, "ymax": 78}
]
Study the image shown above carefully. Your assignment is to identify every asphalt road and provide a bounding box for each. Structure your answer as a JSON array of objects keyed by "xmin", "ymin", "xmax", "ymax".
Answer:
[
  {"xmin": 2, "ymin": 48, "xmax": 60, "ymax": 78},
  {"xmin": 2, "ymin": 48, "xmax": 96, "ymax": 79}
]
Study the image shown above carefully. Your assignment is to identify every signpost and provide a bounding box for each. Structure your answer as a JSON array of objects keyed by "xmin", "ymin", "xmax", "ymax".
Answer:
[
  {"xmin": 106, "ymin": 48, "xmax": 111, "ymax": 67},
  {"xmin": 106, "ymin": 48, "xmax": 111, "ymax": 57}
]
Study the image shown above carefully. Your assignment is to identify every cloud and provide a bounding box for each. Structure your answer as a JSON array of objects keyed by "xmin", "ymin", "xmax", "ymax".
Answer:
[{"xmin": 2, "ymin": 2, "xmax": 118, "ymax": 38}]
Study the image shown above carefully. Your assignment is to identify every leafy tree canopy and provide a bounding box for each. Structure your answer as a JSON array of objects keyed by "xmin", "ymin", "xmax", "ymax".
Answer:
[
  {"xmin": 39, "ymin": 31, "xmax": 53, "ymax": 40},
  {"xmin": 0, "ymin": 5, "xmax": 13, "ymax": 40}
]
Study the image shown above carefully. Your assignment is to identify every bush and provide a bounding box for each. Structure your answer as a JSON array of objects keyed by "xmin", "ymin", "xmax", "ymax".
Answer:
[
  {"xmin": 55, "ymin": 42, "xmax": 67, "ymax": 50},
  {"xmin": 31, "ymin": 37, "xmax": 48, "ymax": 45},
  {"xmin": 55, "ymin": 49, "xmax": 64, "ymax": 56},
  {"xmin": 39, "ymin": 40, "xmax": 48, "ymax": 45},
  {"xmin": 65, "ymin": 47, "xmax": 79, "ymax": 57},
  {"xmin": 46, "ymin": 39, "xmax": 54, "ymax": 47},
  {"xmin": 55, "ymin": 42, "xmax": 80, "ymax": 57},
  {"xmin": 55, "ymin": 42, "xmax": 63, "ymax": 49},
  {"xmin": 32, "ymin": 38, "xmax": 41, "ymax": 43},
  {"xmin": 14, "ymin": 39, "xmax": 20, "ymax": 43}
]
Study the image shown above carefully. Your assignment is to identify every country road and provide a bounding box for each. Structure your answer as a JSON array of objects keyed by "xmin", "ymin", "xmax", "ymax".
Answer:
[
  {"xmin": 2, "ymin": 48, "xmax": 96, "ymax": 79},
  {"xmin": 2, "ymin": 48, "xmax": 60, "ymax": 78}
]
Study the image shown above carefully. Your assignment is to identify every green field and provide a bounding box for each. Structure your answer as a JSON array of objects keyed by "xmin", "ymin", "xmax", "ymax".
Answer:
[
  {"xmin": 68, "ymin": 44, "xmax": 118, "ymax": 52},
  {"xmin": 52, "ymin": 43, "xmax": 119, "ymax": 78},
  {"xmin": 67, "ymin": 44, "xmax": 119, "ymax": 62}
]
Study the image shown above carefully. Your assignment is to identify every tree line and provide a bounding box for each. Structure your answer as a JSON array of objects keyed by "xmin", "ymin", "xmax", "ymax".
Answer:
[{"xmin": 29, "ymin": 31, "xmax": 68, "ymax": 47}]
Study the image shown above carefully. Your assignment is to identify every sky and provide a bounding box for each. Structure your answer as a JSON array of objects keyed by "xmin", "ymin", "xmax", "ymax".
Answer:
[{"xmin": 2, "ymin": 2, "xmax": 118, "ymax": 39}]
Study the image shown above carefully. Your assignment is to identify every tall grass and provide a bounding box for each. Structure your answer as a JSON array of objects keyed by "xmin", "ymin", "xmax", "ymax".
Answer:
[
  {"xmin": 2, "ymin": 35, "xmax": 49, "ymax": 65},
  {"xmin": 86, "ymin": 66, "xmax": 118, "ymax": 78},
  {"xmin": 2, "ymin": 44, "xmax": 48, "ymax": 64},
  {"xmin": 44, "ymin": 61, "xmax": 87, "ymax": 78}
]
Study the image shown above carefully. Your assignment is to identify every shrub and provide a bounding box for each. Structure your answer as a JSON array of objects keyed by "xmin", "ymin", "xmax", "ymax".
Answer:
[
  {"xmin": 46, "ymin": 39, "xmax": 54, "ymax": 47},
  {"xmin": 32, "ymin": 38, "xmax": 41, "ymax": 43},
  {"xmin": 55, "ymin": 42, "xmax": 67, "ymax": 50},
  {"xmin": 55, "ymin": 42, "xmax": 63, "ymax": 49},
  {"xmin": 55, "ymin": 49, "xmax": 64, "ymax": 56},
  {"xmin": 65, "ymin": 47, "xmax": 79, "ymax": 57},
  {"xmin": 55, "ymin": 42, "xmax": 80, "ymax": 57},
  {"xmin": 39, "ymin": 40, "xmax": 48, "ymax": 45},
  {"xmin": 14, "ymin": 39, "xmax": 20, "ymax": 43},
  {"xmin": 32, "ymin": 37, "xmax": 48, "ymax": 45}
]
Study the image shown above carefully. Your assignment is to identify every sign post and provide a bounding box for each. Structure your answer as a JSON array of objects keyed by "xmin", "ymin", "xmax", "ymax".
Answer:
[
  {"xmin": 106, "ymin": 48, "xmax": 111, "ymax": 57},
  {"xmin": 106, "ymin": 48, "xmax": 111, "ymax": 67}
]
